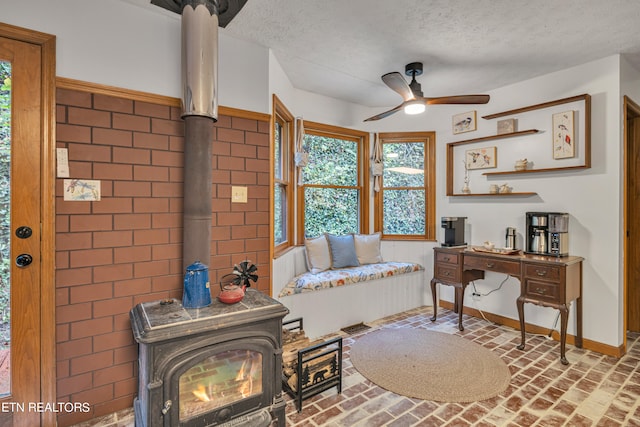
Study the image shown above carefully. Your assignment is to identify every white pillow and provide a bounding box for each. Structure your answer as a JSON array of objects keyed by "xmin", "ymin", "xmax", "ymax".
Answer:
[
  {"xmin": 304, "ymin": 235, "xmax": 331, "ymax": 273},
  {"xmin": 353, "ymin": 232, "xmax": 383, "ymax": 265}
]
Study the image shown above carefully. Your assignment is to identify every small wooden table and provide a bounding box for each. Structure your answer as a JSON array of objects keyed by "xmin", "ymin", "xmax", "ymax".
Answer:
[{"xmin": 431, "ymin": 247, "xmax": 583, "ymax": 364}]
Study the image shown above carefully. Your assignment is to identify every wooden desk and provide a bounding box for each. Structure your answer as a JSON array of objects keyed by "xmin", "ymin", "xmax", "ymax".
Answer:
[{"xmin": 431, "ymin": 247, "xmax": 583, "ymax": 364}]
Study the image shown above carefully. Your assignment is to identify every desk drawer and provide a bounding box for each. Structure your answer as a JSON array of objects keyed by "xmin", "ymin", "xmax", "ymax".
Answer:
[
  {"xmin": 523, "ymin": 264, "xmax": 561, "ymax": 282},
  {"xmin": 524, "ymin": 278, "xmax": 560, "ymax": 302},
  {"xmin": 464, "ymin": 255, "xmax": 520, "ymax": 276},
  {"xmin": 436, "ymin": 251, "xmax": 460, "ymax": 265},
  {"xmin": 435, "ymin": 264, "xmax": 460, "ymax": 282}
]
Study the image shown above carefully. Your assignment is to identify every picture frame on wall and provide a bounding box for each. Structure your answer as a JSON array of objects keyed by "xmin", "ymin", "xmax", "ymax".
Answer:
[
  {"xmin": 465, "ymin": 146, "xmax": 497, "ymax": 170},
  {"xmin": 497, "ymin": 118, "xmax": 516, "ymax": 134},
  {"xmin": 552, "ymin": 110, "xmax": 575, "ymax": 159},
  {"xmin": 452, "ymin": 111, "xmax": 477, "ymax": 134}
]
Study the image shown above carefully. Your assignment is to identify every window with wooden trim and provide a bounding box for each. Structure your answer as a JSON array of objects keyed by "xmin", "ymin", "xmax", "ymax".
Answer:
[
  {"xmin": 374, "ymin": 132, "xmax": 436, "ymax": 240},
  {"xmin": 272, "ymin": 95, "xmax": 295, "ymax": 256},
  {"xmin": 298, "ymin": 122, "xmax": 369, "ymax": 239}
]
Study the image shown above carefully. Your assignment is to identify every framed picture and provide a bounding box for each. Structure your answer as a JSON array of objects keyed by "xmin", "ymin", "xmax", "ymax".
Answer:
[
  {"xmin": 452, "ymin": 111, "xmax": 477, "ymax": 134},
  {"xmin": 465, "ymin": 146, "xmax": 497, "ymax": 170},
  {"xmin": 497, "ymin": 118, "xmax": 516, "ymax": 135},
  {"xmin": 552, "ymin": 110, "xmax": 575, "ymax": 159}
]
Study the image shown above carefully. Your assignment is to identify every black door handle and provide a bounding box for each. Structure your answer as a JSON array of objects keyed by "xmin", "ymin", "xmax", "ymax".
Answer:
[
  {"xmin": 15, "ymin": 226, "xmax": 32, "ymax": 239},
  {"xmin": 16, "ymin": 254, "xmax": 33, "ymax": 267}
]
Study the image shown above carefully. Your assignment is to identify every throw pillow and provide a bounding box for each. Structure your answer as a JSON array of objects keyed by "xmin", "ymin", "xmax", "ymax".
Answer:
[
  {"xmin": 304, "ymin": 235, "xmax": 331, "ymax": 274},
  {"xmin": 326, "ymin": 234, "xmax": 360, "ymax": 269},
  {"xmin": 353, "ymin": 232, "xmax": 383, "ymax": 264}
]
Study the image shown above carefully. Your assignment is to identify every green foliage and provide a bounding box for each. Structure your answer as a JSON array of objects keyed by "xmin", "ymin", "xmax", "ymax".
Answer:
[
  {"xmin": 302, "ymin": 134, "xmax": 359, "ymax": 237},
  {"xmin": 382, "ymin": 142, "xmax": 427, "ymax": 235},
  {"xmin": 0, "ymin": 61, "xmax": 11, "ymax": 330}
]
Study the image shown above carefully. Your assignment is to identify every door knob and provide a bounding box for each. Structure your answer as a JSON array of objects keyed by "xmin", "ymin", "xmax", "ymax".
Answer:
[
  {"xmin": 16, "ymin": 254, "xmax": 33, "ymax": 267},
  {"xmin": 15, "ymin": 226, "xmax": 32, "ymax": 239}
]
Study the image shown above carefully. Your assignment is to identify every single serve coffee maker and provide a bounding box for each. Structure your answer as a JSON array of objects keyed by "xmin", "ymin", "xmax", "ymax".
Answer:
[
  {"xmin": 441, "ymin": 216, "xmax": 467, "ymax": 247},
  {"xmin": 525, "ymin": 212, "xmax": 569, "ymax": 256}
]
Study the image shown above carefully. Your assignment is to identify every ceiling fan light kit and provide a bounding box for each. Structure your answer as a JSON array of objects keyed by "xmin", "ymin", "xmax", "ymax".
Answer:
[
  {"xmin": 364, "ymin": 62, "xmax": 490, "ymax": 122},
  {"xmin": 403, "ymin": 100, "xmax": 426, "ymax": 115}
]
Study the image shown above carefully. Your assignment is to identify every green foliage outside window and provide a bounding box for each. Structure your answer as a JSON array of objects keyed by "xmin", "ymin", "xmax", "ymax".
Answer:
[
  {"xmin": 0, "ymin": 61, "xmax": 11, "ymax": 330},
  {"xmin": 382, "ymin": 142, "xmax": 427, "ymax": 236},
  {"xmin": 302, "ymin": 134, "xmax": 359, "ymax": 237}
]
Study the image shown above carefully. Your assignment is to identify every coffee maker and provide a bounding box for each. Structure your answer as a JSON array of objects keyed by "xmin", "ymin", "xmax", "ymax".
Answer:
[
  {"xmin": 441, "ymin": 217, "xmax": 467, "ymax": 247},
  {"xmin": 525, "ymin": 212, "xmax": 569, "ymax": 256}
]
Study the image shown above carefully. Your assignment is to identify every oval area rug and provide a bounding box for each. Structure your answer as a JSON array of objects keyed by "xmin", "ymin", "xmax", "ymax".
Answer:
[{"xmin": 350, "ymin": 328, "xmax": 511, "ymax": 402}]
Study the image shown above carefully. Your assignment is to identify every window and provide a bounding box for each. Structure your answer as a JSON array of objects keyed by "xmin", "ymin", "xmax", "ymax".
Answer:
[
  {"xmin": 272, "ymin": 95, "xmax": 294, "ymax": 256},
  {"xmin": 375, "ymin": 132, "xmax": 436, "ymax": 240},
  {"xmin": 298, "ymin": 122, "xmax": 369, "ymax": 239}
]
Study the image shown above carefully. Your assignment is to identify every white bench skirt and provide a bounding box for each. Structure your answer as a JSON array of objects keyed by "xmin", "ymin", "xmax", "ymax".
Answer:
[{"xmin": 276, "ymin": 269, "xmax": 427, "ymax": 339}]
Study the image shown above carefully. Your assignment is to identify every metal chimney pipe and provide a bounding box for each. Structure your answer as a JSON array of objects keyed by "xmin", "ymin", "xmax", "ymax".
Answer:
[
  {"xmin": 181, "ymin": 0, "xmax": 217, "ymax": 269},
  {"xmin": 151, "ymin": 0, "xmax": 248, "ymax": 269}
]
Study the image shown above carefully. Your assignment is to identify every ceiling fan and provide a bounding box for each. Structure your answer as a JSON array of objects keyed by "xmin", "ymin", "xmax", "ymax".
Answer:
[{"xmin": 364, "ymin": 62, "xmax": 490, "ymax": 122}]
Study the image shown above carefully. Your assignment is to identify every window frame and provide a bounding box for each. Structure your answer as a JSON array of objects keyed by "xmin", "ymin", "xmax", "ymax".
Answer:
[
  {"xmin": 296, "ymin": 121, "xmax": 370, "ymax": 241},
  {"xmin": 271, "ymin": 95, "xmax": 295, "ymax": 257},
  {"xmin": 374, "ymin": 131, "xmax": 436, "ymax": 240}
]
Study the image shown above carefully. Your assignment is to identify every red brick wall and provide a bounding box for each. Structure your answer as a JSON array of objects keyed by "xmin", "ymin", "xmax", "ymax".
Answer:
[{"xmin": 54, "ymin": 87, "xmax": 271, "ymax": 426}]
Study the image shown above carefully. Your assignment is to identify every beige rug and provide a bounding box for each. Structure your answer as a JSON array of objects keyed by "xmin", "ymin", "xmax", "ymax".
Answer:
[{"xmin": 350, "ymin": 328, "xmax": 511, "ymax": 402}]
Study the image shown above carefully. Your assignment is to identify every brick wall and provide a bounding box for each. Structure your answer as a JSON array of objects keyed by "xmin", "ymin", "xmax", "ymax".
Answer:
[{"xmin": 54, "ymin": 87, "xmax": 271, "ymax": 426}]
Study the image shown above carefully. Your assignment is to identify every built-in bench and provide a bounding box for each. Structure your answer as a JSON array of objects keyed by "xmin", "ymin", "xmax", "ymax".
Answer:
[
  {"xmin": 278, "ymin": 261, "xmax": 424, "ymax": 296},
  {"xmin": 273, "ymin": 236, "xmax": 429, "ymax": 339}
]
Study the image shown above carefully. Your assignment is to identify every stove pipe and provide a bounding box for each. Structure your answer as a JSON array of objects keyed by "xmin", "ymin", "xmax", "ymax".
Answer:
[
  {"xmin": 181, "ymin": 0, "xmax": 217, "ymax": 269},
  {"xmin": 151, "ymin": 0, "xmax": 247, "ymax": 269}
]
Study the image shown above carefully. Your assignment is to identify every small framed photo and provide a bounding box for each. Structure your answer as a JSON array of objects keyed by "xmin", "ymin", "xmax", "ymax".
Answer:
[
  {"xmin": 452, "ymin": 111, "xmax": 477, "ymax": 134},
  {"xmin": 465, "ymin": 146, "xmax": 497, "ymax": 170},
  {"xmin": 553, "ymin": 111, "xmax": 575, "ymax": 159},
  {"xmin": 497, "ymin": 118, "xmax": 516, "ymax": 135}
]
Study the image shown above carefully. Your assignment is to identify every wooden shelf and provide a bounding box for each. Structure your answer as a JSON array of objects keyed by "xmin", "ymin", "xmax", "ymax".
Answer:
[
  {"xmin": 482, "ymin": 94, "xmax": 589, "ymax": 120},
  {"xmin": 482, "ymin": 165, "xmax": 590, "ymax": 176},
  {"xmin": 448, "ymin": 129, "xmax": 539, "ymax": 147},
  {"xmin": 447, "ymin": 192, "xmax": 538, "ymax": 197}
]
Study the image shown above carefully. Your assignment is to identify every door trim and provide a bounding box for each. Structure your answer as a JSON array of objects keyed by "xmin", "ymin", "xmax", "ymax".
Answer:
[
  {"xmin": 0, "ymin": 23, "xmax": 56, "ymax": 427},
  {"xmin": 624, "ymin": 95, "xmax": 640, "ymax": 353}
]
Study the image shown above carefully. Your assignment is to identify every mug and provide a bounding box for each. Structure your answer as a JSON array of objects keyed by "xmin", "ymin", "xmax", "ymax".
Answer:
[{"xmin": 489, "ymin": 184, "xmax": 499, "ymax": 194}]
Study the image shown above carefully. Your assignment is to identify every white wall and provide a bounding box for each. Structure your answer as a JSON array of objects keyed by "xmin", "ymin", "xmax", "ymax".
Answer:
[
  {"xmin": 3, "ymin": 0, "xmax": 270, "ymax": 113},
  {"xmin": 3, "ymin": 2, "xmax": 629, "ymax": 348}
]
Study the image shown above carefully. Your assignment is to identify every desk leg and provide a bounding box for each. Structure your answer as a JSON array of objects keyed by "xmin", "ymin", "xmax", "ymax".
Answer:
[
  {"xmin": 516, "ymin": 296, "xmax": 526, "ymax": 351},
  {"xmin": 575, "ymin": 297, "xmax": 583, "ymax": 348},
  {"xmin": 430, "ymin": 279, "xmax": 438, "ymax": 322},
  {"xmin": 456, "ymin": 285, "xmax": 466, "ymax": 331},
  {"xmin": 560, "ymin": 305, "xmax": 569, "ymax": 365}
]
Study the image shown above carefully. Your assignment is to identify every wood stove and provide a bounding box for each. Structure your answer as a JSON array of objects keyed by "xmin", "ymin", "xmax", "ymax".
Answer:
[{"xmin": 130, "ymin": 289, "xmax": 289, "ymax": 427}]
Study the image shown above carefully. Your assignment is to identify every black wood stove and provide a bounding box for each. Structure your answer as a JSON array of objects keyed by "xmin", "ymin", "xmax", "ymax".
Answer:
[{"xmin": 130, "ymin": 289, "xmax": 289, "ymax": 427}]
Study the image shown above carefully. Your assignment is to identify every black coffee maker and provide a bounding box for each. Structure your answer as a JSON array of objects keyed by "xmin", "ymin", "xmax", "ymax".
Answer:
[{"xmin": 441, "ymin": 217, "xmax": 467, "ymax": 247}]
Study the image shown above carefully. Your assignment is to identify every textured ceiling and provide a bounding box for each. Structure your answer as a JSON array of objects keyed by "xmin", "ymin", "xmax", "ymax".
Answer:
[{"xmin": 125, "ymin": 0, "xmax": 640, "ymax": 108}]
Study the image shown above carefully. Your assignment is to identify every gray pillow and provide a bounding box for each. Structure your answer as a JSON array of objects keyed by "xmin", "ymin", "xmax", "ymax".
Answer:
[{"xmin": 326, "ymin": 234, "xmax": 360, "ymax": 269}]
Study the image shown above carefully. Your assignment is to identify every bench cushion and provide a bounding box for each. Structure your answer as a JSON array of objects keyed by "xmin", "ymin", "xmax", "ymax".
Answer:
[{"xmin": 278, "ymin": 261, "xmax": 424, "ymax": 297}]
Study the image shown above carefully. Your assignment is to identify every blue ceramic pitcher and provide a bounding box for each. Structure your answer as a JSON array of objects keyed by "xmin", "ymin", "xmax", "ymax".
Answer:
[{"xmin": 182, "ymin": 261, "xmax": 212, "ymax": 308}]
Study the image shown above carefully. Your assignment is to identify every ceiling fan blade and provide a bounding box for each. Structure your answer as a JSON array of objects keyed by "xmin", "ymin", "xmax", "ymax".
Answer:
[
  {"xmin": 424, "ymin": 95, "xmax": 490, "ymax": 105},
  {"xmin": 363, "ymin": 103, "xmax": 405, "ymax": 122},
  {"xmin": 381, "ymin": 72, "xmax": 415, "ymax": 102}
]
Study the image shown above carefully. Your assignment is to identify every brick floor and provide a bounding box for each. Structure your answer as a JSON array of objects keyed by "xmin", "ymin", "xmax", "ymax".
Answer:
[{"xmin": 72, "ymin": 306, "xmax": 640, "ymax": 426}]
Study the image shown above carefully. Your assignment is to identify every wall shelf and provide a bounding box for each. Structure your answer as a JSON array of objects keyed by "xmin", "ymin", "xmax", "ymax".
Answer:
[
  {"xmin": 449, "ymin": 192, "xmax": 538, "ymax": 197},
  {"xmin": 446, "ymin": 94, "xmax": 591, "ymax": 197}
]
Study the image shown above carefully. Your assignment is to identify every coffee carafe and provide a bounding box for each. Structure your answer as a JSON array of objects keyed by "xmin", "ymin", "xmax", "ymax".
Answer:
[{"xmin": 531, "ymin": 228, "xmax": 547, "ymax": 253}]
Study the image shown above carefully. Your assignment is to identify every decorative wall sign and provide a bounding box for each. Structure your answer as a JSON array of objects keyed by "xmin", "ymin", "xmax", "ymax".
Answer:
[
  {"xmin": 63, "ymin": 179, "xmax": 101, "ymax": 201},
  {"xmin": 452, "ymin": 111, "xmax": 477, "ymax": 134},
  {"xmin": 465, "ymin": 146, "xmax": 497, "ymax": 170},
  {"xmin": 497, "ymin": 118, "xmax": 516, "ymax": 134},
  {"xmin": 552, "ymin": 110, "xmax": 575, "ymax": 159}
]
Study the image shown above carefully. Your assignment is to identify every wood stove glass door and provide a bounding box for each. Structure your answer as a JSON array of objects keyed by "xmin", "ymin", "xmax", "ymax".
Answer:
[{"xmin": 179, "ymin": 349, "xmax": 263, "ymax": 421}]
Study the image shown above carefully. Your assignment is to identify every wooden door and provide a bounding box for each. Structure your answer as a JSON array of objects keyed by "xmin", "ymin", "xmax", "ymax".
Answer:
[
  {"xmin": 626, "ymin": 97, "xmax": 640, "ymax": 335},
  {"xmin": 0, "ymin": 24, "xmax": 56, "ymax": 427}
]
